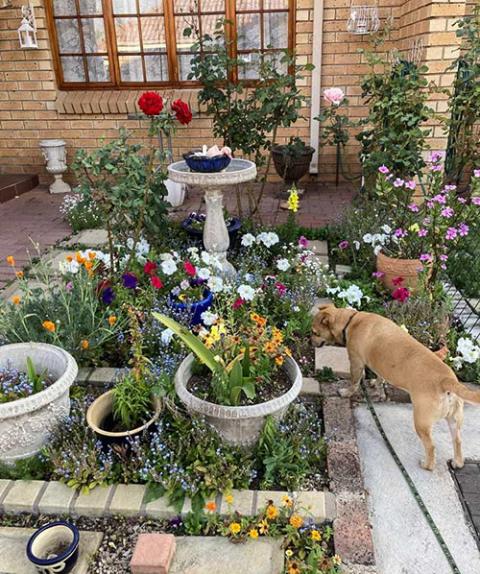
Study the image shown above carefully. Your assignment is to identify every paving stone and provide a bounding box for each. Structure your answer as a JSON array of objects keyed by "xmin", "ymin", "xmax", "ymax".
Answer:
[
  {"xmin": 169, "ymin": 536, "xmax": 284, "ymax": 574},
  {"xmin": 0, "ymin": 480, "xmax": 12, "ymax": 504},
  {"xmin": 76, "ymin": 367, "xmax": 93, "ymax": 383},
  {"xmin": 130, "ymin": 533, "xmax": 176, "ymax": 574},
  {"xmin": 88, "ymin": 367, "xmax": 118, "ymax": 385},
  {"xmin": 43, "ymin": 249, "xmax": 77, "ymax": 272},
  {"xmin": 300, "ymin": 377, "xmax": 321, "ymax": 395},
  {"xmin": 334, "ymin": 493, "xmax": 375, "ymax": 565},
  {"xmin": 145, "ymin": 496, "xmax": 181, "ymax": 520},
  {"xmin": 309, "ymin": 240, "xmax": 328, "ymax": 255},
  {"xmin": 109, "ymin": 484, "xmax": 146, "ymax": 517},
  {"xmin": 323, "ymin": 397, "xmax": 357, "ymax": 443},
  {"xmin": 315, "ymin": 254, "xmax": 329, "ymax": 266},
  {"xmin": 341, "ymin": 566, "xmax": 377, "ymax": 574},
  {"xmin": 38, "ymin": 481, "xmax": 77, "ymax": 515},
  {"xmin": 315, "ymin": 346, "xmax": 351, "ymax": 378},
  {"xmin": 2, "ymin": 480, "xmax": 46, "ymax": 514},
  {"xmin": 335, "ymin": 264, "xmax": 352, "ymax": 278},
  {"xmin": 73, "ymin": 485, "xmax": 114, "ymax": 517},
  {"xmin": 256, "ymin": 491, "xmax": 329, "ymax": 522},
  {"xmin": 219, "ymin": 489, "xmax": 255, "ymax": 516},
  {"xmin": 0, "ymin": 527, "xmax": 103, "ymax": 574},
  {"xmin": 65, "ymin": 229, "xmax": 108, "ymax": 248},
  {"xmin": 327, "ymin": 441, "xmax": 364, "ymax": 495}
]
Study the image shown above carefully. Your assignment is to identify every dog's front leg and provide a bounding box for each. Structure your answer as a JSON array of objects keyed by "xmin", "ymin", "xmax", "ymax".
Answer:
[{"xmin": 339, "ymin": 353, "xmax": 364, "ymax": 398}]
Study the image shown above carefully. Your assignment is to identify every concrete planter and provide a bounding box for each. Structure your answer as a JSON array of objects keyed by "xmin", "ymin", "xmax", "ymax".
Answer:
[
  {"xmin": 0, "ymin": 343, "xmax": 78, "ymax": 463},
  {"xmin": 175, "ymin": 354, "xmax": 302, "ymax": 447}
]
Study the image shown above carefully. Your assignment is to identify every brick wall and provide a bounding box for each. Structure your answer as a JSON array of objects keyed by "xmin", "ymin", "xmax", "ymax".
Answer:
[{"xmin": 0, "ymin": 0, "xmax": 474, "ymax": 185}]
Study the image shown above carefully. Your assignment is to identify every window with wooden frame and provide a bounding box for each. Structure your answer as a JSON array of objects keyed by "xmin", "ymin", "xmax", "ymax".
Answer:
[{"xmin": 46, "ymin": 0, "xmax": 295, "ymax": 89}]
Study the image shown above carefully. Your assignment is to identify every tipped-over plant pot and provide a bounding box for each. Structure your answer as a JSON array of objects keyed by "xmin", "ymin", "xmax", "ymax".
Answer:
[
  {"xmin": 174, "ymin": 353, "xmax": 302, "ymax": 447},
  {"xmin": 86, "ymin": 389, "xmax": 161, "ymax": 446},
  {"xmin": 376, "ymin": 250, "xmax": 425, "ymax": 292},
  {"xmin": 27, "ymin": 521, "xmax": 80, "ymax": 574}
]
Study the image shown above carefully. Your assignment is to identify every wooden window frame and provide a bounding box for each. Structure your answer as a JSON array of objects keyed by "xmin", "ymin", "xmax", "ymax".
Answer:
[{"xmin": 46, "ymin": 0, "xmax": 296, "ymax": 90}]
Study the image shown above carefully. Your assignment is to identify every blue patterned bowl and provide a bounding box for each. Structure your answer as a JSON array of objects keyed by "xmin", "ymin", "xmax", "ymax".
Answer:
[
  {"xmin": 27, "ymin": 521, "xmax": 80, "ymax": 574},
  {"xmin": 183, "ymin": 151, "xmax": 231, "ymax": 173}
]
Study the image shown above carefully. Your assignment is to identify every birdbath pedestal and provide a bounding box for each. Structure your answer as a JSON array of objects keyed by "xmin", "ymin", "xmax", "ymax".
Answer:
[{"xmin": 168, "ymin": 159, "xmax": 257, "ymax": 276}]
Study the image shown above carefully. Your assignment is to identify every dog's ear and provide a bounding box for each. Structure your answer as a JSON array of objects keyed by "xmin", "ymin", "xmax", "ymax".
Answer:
[{"xmin": 313, "ymin": 306, "xmax": 335, "ymax": 329}]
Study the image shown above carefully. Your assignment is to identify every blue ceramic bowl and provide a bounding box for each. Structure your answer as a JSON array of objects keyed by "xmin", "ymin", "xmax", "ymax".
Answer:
[
  {"xmin": 183, "ymin": 152, "xmax": 231, "ymax": 173},
  {"xmin": 27, "ymin": 521, "xmax": 80, "ymax": 574},
  {"xmin": 168, "ymin": 289, "xmax": 213, "ymax": 326}
]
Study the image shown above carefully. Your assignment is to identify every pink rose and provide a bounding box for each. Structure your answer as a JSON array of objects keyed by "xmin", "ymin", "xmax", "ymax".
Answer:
[{"xmin": 323, "ymin": 87, "xmax": 345, "ymax": 106}]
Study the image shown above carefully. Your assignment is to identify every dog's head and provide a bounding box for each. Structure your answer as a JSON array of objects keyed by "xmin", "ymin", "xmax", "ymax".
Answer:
[{"xmin": 311, "ymin": 304, "xmax": 338, "ymax": 347}]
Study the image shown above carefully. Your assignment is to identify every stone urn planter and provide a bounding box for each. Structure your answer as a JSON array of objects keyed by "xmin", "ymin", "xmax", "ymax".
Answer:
[
  {"xmin": 174, "ymin": 353, "xmax": 303, "ymax": 447},
  {"xmin": 39, "ymin": 139, "xmax": 71, "ymax": 194},
  {"xmin": 86, "ymin": 389, "xmax": 161, "ymax": 446},
  {"xmin": 376, "ymin": 251, "xmax": 425, "ymax": 292},
  {"xmin": 27, "ymin": 521, "xmax": 80, "ymax": 574},
  {"xmin": 0, "ymin": 343, "xmax": 78, "ymax": 463}
]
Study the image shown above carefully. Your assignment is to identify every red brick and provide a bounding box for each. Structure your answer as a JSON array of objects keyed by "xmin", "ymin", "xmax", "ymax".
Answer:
[{"xmin": 130, "ymin": 534, "xmax": 176, "ymax": 574}]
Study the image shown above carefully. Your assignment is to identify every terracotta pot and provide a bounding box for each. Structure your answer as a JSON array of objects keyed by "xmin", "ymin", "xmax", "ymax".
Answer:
[{"xmin": 376, "ymin": 251, "xmax": 425, "ymax": 292}]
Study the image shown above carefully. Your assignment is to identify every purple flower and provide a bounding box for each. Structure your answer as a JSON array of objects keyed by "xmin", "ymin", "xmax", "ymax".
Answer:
[
  {"xmin": 439, "ymin": 254, "xmax": 448, "ymax": 262},
  {"xmin": 473, "ymin": 169, "xmax": 480, "ymax": 177},
  {"xmin": 457, "ymin": 197, "xmax": 466, "ymax": 204},
  {"xmin": 122, "ymin": 272, "xmax": 138, "ymax": 289},
  {"xmin": 393, "ymin": 178, "xmax": 404, "ymax": 188},
  {"xmin": 431, "ymin": 164, "xmax": 443, "ymax": 172},
  {"xmin": 372, "ymin": 271, "xmax": 385, "ymax": 279},
  {"xmin": 418, "ymin": 228, "xmax": 428, "ymax": 237},
  {"xmin": 405, "ymin": 180, "xmax": 416, "ymax": 190},
  {"xmin": 445, "ymin": 227, "xmax": 457, "ymax": 240},
  {"xmin": 472, "ymin": 197, "xmax": 480, "ymax": 206},
  {"xmin": 378, "ymin": 165, "xmax": 389, "ymax": 174},
  {"xmin": 338, "ymin": 240, "xmax": 350, "ymax": 250},
  {"xmin": 101, "ymin": 287, "xmax": 115, "ymax": 305},
  {"xmin": 419, "ymin": 253, "xmax": 432, "ymax": 262},
  {"xmin": 427, "ymin": 200, "xmax": 435, "ymax": 209},
  {"xmin": 433, "ymin": 194, "xmax": 446, "ymax": 204},
  {"xmin": 65, "ymin": 281, "xmax": 73, "ymax": 292},
  {"xmin": 458, "ymin": 223, "xmax": 469, "ymax": 237},
  {"xmin": 441, "ymin": 207, "xmax": 454, "ymax": 218},
  {"xmin": 444, "ymin": 184, "xmax": 456, "ymax": 193},
  {"xmin": 429, "ymin": 151, "xmax": 445, "ymax": 164},
  {"xmin": 298, "ymin": 236, "xmax": 308, "ymax": 248},
  {"xmin": 408, "ymin": 203, "xmax": 419, "ymax": 212},
  {"xmin": 394, "ymin": 228, "xmax": 408, "ymax": 238}
]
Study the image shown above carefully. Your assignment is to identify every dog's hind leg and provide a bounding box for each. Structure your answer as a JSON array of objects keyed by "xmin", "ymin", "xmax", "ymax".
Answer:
[
  {"xmin": 339, "ymin": 353, "xmax": 364, "ymax": 398},
  {"xmin": 447, "ymin": 401, "xmax": 464, "ymax": 469},
  {"xmin": 413, "ymin": 404, "xmax": 436, "ymax": 471}
]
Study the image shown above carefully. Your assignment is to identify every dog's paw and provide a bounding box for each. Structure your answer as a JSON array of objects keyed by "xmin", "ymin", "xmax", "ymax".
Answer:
[
  {"xmin": 338, "ymin": 387, "xmax": 355, "ymax": 399},
  {"xmin": 450, "ymin": 458, "xmax": 465, "ymax": 470},
  {"xmin": 420, "ymin": 460, "xmax": 435, "ymax": 471}
]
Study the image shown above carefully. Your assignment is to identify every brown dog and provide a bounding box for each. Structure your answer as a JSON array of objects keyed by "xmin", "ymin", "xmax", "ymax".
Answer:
[{"xmin": 312, "ymin": 304, "xmax": 480, "ymax": 471}]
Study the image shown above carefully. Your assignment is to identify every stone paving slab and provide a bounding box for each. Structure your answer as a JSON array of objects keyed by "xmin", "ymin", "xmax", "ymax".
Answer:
[
  {"xmin": 1, "ymin": 480, "xmax": 46, "ymax": 514},
  {"xmin": 256, "ymin": 490, "xmax": 332, "ymax": 521},
  {"xmin": 109, "ymin": 484, "xmax": 146, "ymax": 517},
  {"xmin": 450, "ymin": 461, "xmax": 480, "ymax": 544},
  {"xmin": 356, "ymin": 403, "xmax": 480, "ymax": 574},
  {"xmin": 73, "ymin": 486, "xmax": 114, "ymax": 518},
  {"xmin": 0, "ymin": 479, "xmax": 12, "ymax": 504},
  {"xmin": 0, "ymin": 527, "xmax": 103, "ymax": 574},
  {"xmin": 301, "ymin": 377, "xmax": 321, "ymax": 395},
  {"xmin": 63, "ymin": 228, "xmax": 108, "ymax": 248},
  {"xmin": 219, "ymin": 489, "xmax": 255, "ymax": 516},
  {"xmin": 38, "ymin": 481, "xmax": 77, "ymax": 515},
  {"xmin": 315, "ymin": 346, "xmax": 351, "ymax": 378},
  {"xmin": 169, "ymin": 536, "xmax": 284, "ymax": 574}
]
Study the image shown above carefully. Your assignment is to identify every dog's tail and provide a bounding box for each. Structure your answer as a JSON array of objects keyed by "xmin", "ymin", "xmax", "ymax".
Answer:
[{"xmin": 445, "ymin": 378, "xmax": 480, "ymax": 404}]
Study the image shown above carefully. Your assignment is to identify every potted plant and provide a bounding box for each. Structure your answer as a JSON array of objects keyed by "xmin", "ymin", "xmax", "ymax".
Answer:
[
  {"xmin": 26, "ymin": 521, "xmax": 80, "ymax": 574},
  {"xmin": 0, "ymin": 342, "xmax": 77, "ymax": 463},
  {"xmin": 271, "ymin": 137, "xmax": 315, "ymax": 188},
  {"xmin": 153, "ymin": 313, "xmax": 302, "ymax": 447},
  {"xmin": 86, "ymin": 309, "xmax": 161, "ymax": 445}
]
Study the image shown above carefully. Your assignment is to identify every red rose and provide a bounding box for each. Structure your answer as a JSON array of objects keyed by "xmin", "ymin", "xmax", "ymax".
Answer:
[
  {"xmin": 183, "ymin": 260, "xmax": 196, "ymax": 277},
  {"xmin": 144, "ymin": 260, "xmax": 157, "ymax": 275},
  {"xmin": 150, "ymin": 275, "xmax": 163, "ymax": 289},
  {"xmin": 171, "ymin": 99, "xmax": 192, "ymax": 125},
  {"xmin": 138, "ymin": 91, "xmax": 164, "ymax": 116}
]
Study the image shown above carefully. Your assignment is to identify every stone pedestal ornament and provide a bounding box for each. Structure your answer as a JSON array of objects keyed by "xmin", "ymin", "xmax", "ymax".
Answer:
[
  {"xmin": 168, "ymin": 158, "xmax": 257, "ymax": 276},
  {"xmin": 39, "ymin": 139, "xmax": 71, "ymax": 194},
  {"xmin": 0, "ymin": 343, "xmax": 78, "ymax": 463}
]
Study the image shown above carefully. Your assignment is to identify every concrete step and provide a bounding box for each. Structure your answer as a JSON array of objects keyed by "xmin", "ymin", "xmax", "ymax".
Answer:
[{"xmin": 0, "ymin": 174, "xmax": 39, "ymax": 204}]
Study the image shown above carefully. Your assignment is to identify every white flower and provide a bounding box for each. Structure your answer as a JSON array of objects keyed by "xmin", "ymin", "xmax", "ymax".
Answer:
[
  {"xmin": 244, "ymin": 273, "xmax": 255, "ymax": 283},
  {"xmin": 161, "ymin": 328, "xmax": 174, "ymax": 345},
  {"xmin": 197, "ymin": 267, "xmax": 211, "ymax": 280},
  {"xmin": 95, "ymin": 251, "xmax": 111, "ymax": 268},
  {"xmin": 208, "ymin": 276, "xmax": 224, "ymax": 293},
  {"xmin": 201, "ymin": 310, "xmax": 218, "ymax": 326},
  {"xmin": 180, "ymin": 280, "xmax": 190, "ymax": 290},
  {"xmin": 161, "ymin": 259, "xmax": 178, "ymax": 276},
  {"xmin": 362, "ymin": 233, "xmax": 374, "ymax": 244},
  {"xmin": 257, "ymin": 231, "xmax": 279, "ymax": 248},
  {"xmin": 457, "ymin": 337, "xmax": 480, "ymax": 364},
  {"xmin": 353, "ymin": 241, "xmax": 361, "ymax": 251},
  {"xmin": 241, "ymin": 233, "xmax": 256, "ymax": 247},
  {"xmin": 201, "ymin": 251, "xmax": 212, "ymax": 265},
  {"xmin": 276, "ymin": 258, "xmax": 290, "ymax": 271},
  {"xmin": 187, "ymin": 247, "xmax": 200, "ymax": 263},
  {"xmin": 451, "ymin": 356, "xmax": 464, "ymax": 371},
  {"xmin": 160, "ymin": 252, "xmax": 173, "ymax": 261},
  {"xmin": 59, "ymin": 259, "xmax": 80, "ymax": 274},
  {"xmin": 374, "ymin": 245, "xmax": 383, "ymax": 256},
  {"xmin": 326, "ymin": 286, "xmax": 341, "ymax": 295},
  {"xmin": 237, "ymin": 284, "xmax": 255, "ymax": 301},
  {"xmin": 293, "ymin": 305, "xmax": 300, "ymax": 312},
  {"xmin": 337, "ymin": 284, "xmax": 364, "ymax": 307},
  {"xmin": 382, "ymin": 224, "xmax": 392, "ymax": 234}
]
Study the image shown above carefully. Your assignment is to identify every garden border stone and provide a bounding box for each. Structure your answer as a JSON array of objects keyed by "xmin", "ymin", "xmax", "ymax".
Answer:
[
  {"xmin": 2, "ymin": 480, "xmax": 47, "ymax": 514},
  {"xmin": 38, "ymin": 480, "xmax": 77, "ymax": 515}
]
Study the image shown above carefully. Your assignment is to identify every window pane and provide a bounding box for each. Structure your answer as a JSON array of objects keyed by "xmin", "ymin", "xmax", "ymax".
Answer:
[
  {"xmin": 265, "ymin": 0, "xmax": 288, "ymax": 8},
  {"xmin": 53, "ymin": 0, "xmax": 76, "ymax": 16},
  {"xmin": 237, "ymin": 0, "xmax": 259, "ymax": 10},
  {"xmin": 175, "ymin": 16, "xmax": 197, "ymax": 51},
  {"xmin": 113, "ymin": 0, "xmax": 137, "ymax": 14},
  {"xmin": 61, "ymin": 56, "xmax": 86, "ymax": 81},
  {"xmin": 263, "ymin": 12, "xmax": 288, "ymax": 49},
  {"xmin": 82, "ymin": 18, "xmax": 107, "ymax": 52},
  {"xmin": 201, "ymin": 14, "xmax": 221, "ymax": 38},
  {"xmin": 145, "ymin": 54, "xmax": 168, "ymax": 81},
  {"xmin": 200, "ymin": 0, "xmax": 225, "ymax": 11},
  {"xmin": 115, "ymin": 17, "xmax": 141, "ymax": 52},
  {"xmin": 119, "ymin": 55, "xmax": 144, "ymax": 80},
  {"xmin": 238, "ymin": 52, "xmax": 260, "ymax": 79},
  {"xmin": 264, "ymin": 51, "xmax": 288, "ymax": 74},
  {"xmin": 140, "ymin": 0, "xmax": 164, "ymax": 13},
  {"xmin": 87, "ymin": 55, "xmax": 110, "ymax": 81},
  {"xmin": 56, "ymin": 20, "xmax": 82, "ymax": 53},
  {"xmin": 237, "ymin": 14, "xmax": 260, "ymax": 50},
  {"xmin": 141, "ymin": 17, "xmax": 166, "ymax": 51},
  {"xmin": 178, "ymin": 53, "xmax": 194, "ymax": 80},
  {"xmin": 79, "ymin": 0, "xmax": 103, "ymax": 15},
  {"xmin": 174, "ymin": 0, "xmax": 195, "ymax": 14}
]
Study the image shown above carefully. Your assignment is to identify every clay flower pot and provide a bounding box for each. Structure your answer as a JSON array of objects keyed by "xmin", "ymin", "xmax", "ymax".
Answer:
[{"xmin": 376, "ymin": 251, "xmax": 425, "ymax": 292}]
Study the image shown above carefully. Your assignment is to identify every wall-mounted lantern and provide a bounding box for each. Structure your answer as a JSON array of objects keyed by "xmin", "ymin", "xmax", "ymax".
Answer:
[
  {"xmin": 18, "ymin": 4, "xmax": 38, "ymax": 49},
  {"xmin": 347, "ymin": 5, "xmax": 380, "ymax": 35}
]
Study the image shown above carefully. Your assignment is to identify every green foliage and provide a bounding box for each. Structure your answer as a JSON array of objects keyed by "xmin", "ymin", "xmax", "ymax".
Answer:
[
  {"xmin": 316, "ymin": 367, "xmax": 336, "ymax": 383},
  {"xmin": 447, "ymin": 224, "xmax": 480, "ymax": 298},
  {"xmin": 445, "ymin": 5, "xmax": 480, "ymax": 185},
  {"xmin": 26, "ymin": 357, "xmax": 47, "ymax": 394},
  {"xmin": 60, "ymin": 193, "xmax": 103, "ymax": 233},
  {"xmin": 0, "ymin": 455, "xmax": 50, "ymax": 481}
]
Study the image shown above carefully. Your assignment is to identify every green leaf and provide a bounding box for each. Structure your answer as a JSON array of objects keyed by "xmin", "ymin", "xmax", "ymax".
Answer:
[
  {"xmin": 242, "ymin": 382, "xmax": 256, "ymax": 399},
  {"xmin": 145, "ymin": 482, "xmax": 165, "ymax": 504}
]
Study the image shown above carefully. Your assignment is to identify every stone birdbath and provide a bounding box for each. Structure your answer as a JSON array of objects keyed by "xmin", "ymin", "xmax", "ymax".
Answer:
[{"xmin": 168, "ymin": 158, "xmax": 256, "ymax": 276}]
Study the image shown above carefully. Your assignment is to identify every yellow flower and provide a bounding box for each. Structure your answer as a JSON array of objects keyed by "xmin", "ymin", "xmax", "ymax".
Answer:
[
  {"xmin": 285, "ymin": 347, "xmax": 292, "ymax": 357},
  {"xmin": 289, "ymin": 514, "xmax": 303, "ymax": 529},
  {"xmin": 11, "ymin": 295, "xmax": 21, "ymax": 305},
  {"xmin": 87, "ymin": 251, "xmax": 96, "ymax": 260},
  {"xmin": 205, "ymin": 501, "xmax": 217, "ymax": 513},
  {"xmin": 287, "ymin": 186, "xmax": 299, "ymax": 213},
  {"xmin": 6, "ymin": 255, "xmax": 15, "ymax": 266},
  {"xmin": 16, "ymin": 271, "xmax": 24, "ymax": 279},
  {"xmin": 224, "ymin": 494, "xmax": 234, "ymax": 505},
  {"xmin": 80, "ymin": 339, "xmax": 89, "ymax": 350},
  {"xmin": 42, "ymin": 320, "xmax": 56, "ymax": 333},
  {"xmin": 275, "ymin": 355, "xmax": 284, "ymax": 366},
  {"xmin": 332, "ymin": 555, "xmax": 342, "ymax": 565},
  {"xmin": 258, "ymin": 519, "xmax": 269, "ymax": 534},
  {"xmin": 311, "ymin": 529, "xmax": 321, "ymax": 542},
  {"xmin": 266, "ymin": 504, "xmax": 279, "ymax": 520},
  {"xmin": 248, "ymin": 528, "xmax": 259, "ymax": 539},
  {"xmin": 285, "ymin": 549, "xmax": 293, "ymax": 558},
  {"xmin": 250, "ymin": 312, "xmax": 261, "ymax": 323},
  {"xmin": 282, "ymin": 495, "xmax": 293, "ymax": 507},
  {"xmin": 263, "ymin": 341, "xmax": 277, "ymax": 354},
  {"xmin": 108, "ymin": 315, "xmax": 117, "ymax": 327},
  {"xmin": 229, "ymin": 522, "xmax": 241, "ymax": 535},
  {"xmin": 178, "ymin": 293, "xmax": 187, "ymax": 302},
  {"xmin": 204, "ymin": 335, "xmax": 215, "ymax": 349}
]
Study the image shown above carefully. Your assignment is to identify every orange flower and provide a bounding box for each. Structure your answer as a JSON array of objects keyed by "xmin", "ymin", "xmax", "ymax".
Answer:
[
  {"xmin": 282, "ymin": 495, "xmax": 293, "ymax": 508},
  {"xmin": 287, "ymin": 563, "xmax": 301, "ymax": 574},
  {"xmin": 108, "ymin": 315, "xmax": 117, "ymax": 327},
  {"xmin": 6, "ymin": 255, "xmax": 15, "ymax": 266},
  {"xmin": 289, "ymin": 514, "xmax": 303, "ymax": 529},
  {"xmin": 263, "ymin": 341, "xmax": 277, "ymax": 354},
  {"xmin": 80, "ymin": 339, "xmax": 89, "ymax": 350},
  {"xmin": 11, "ymin": 295, "xmax": 21, "ymax": 305},
  {"xmin": 66, "ymin": 255, "xmax": 73, "ymax": 263},
  {"xmin": 42, "ymin": 320, "xmax": 56, "ymax": 333},
  {"xmin": 88, "ymin": 251, "xmax": 96, "ymax": 260},
  {"xmin": 205, "ymin": 501, "xmax": 217, "ymax": 513},
  {"xmin": 275, "ymin": 356, "xmax": 284, "ymax": 366},
  {"xmin": 16, "ymin": 271, "xmax": 24, "ymax": 279},
  {"xmin": 265, "ymin": 504, "xmax": 279, "ymax": 520},
  {"xmin": 75, "ymin": 252, "xmax": 86, "ymax": 264},
  {"xmin": 84, "ymin": 260, "xmax": 93, "ymax": 271}
]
